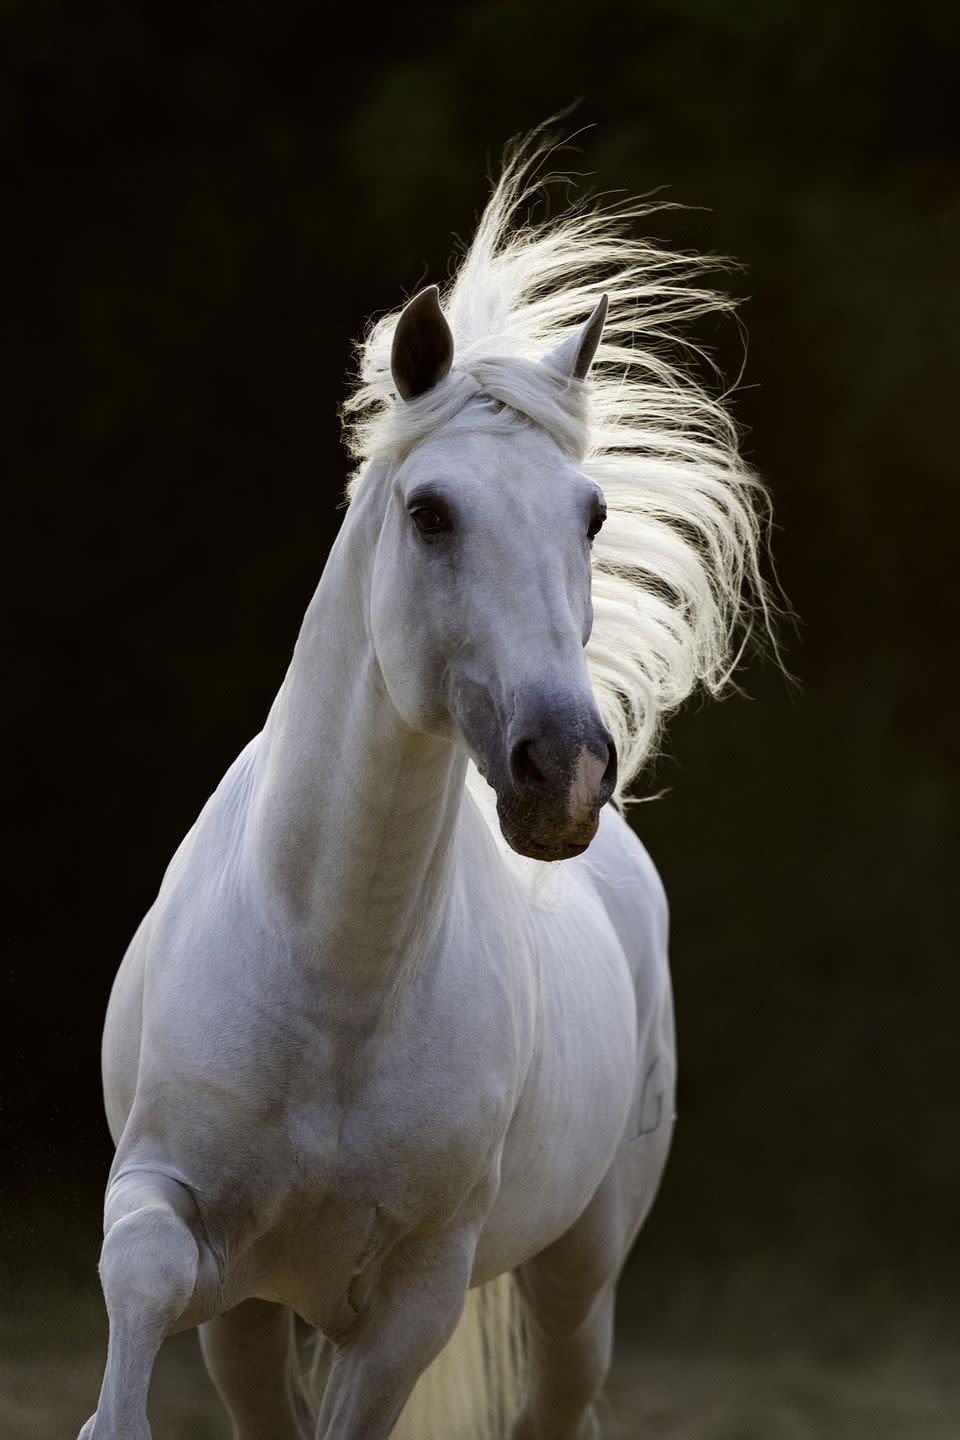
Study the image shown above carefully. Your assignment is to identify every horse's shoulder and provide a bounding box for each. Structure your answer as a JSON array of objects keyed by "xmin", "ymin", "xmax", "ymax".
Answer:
[{"xmin": 580, "ymin": 806, "xmax": 669, "ymax": 962}]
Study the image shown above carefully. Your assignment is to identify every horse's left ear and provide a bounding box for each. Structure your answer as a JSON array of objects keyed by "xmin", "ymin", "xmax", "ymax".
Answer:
[
  {"xmin": 543, "ymin": 294, "xmax": 609, "ymax": 381},
  {"xmin": 391, "ymin": 285, "xmax": 455, "ymax": 400}
]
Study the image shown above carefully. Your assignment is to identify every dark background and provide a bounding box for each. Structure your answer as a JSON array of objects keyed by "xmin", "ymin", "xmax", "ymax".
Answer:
[{"xmin": 4, "ymin": 0, "xmax": 959, "ymax": 1431}]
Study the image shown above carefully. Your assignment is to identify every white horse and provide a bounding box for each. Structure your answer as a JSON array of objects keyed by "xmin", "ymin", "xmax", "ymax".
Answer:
[{"xmin": 80, "ymin": 138, "xmax": 772, "ymax": 1440}]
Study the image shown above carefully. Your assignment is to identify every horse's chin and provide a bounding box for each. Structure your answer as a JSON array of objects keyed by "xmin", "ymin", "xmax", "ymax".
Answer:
[{"xmin": 498, "ymin": 814, "xmax": 599, "ymax": 863}]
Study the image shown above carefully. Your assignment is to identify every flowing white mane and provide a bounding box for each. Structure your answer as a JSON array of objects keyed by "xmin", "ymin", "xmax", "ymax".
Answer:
[{"xmin": 342, "ymin": 134, "xmax": 775, "ymax": 801}]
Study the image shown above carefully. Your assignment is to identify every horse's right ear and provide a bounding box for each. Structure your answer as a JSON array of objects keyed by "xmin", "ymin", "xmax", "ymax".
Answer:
[
  {"xmin": 391, "ymin": 286, "xmax": 455, "ymax": 401},
  {"xmin": 543, "ymin": 294, "xmax": 609, "ymax": 381}
]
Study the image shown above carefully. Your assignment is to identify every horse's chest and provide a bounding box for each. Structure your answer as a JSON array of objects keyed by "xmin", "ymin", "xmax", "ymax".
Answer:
[
  {"xmin": 217, "ymin": 1016, "xmax": 512, "ymax": 1324},
  {"xmin": 229, "ymin": 1180, "xmax": 398, "ymax": 1332}
]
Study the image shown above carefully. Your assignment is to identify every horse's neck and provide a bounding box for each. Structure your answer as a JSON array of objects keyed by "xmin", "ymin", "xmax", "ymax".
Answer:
[{"xmin": 247, "ymin": 482, "xmax": 467, "ymax": 986}]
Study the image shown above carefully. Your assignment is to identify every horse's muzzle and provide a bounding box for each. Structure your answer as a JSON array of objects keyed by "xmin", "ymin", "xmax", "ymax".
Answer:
[{"xmin": 495, "ymin": 719, "xmax": 617, "ymax": 862}]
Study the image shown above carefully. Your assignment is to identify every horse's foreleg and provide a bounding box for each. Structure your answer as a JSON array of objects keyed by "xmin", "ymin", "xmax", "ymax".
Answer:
[
  {"xmin": 199, "ymin": 1299, "xmax": 313, "ymax": 1440},
  {"xmin": 78, "ymin": 1171, "xmax": 219, "ymax": 1440},
  {"xmin": 314, "ymin": 1235, "xmax": 473, "ymax": 1440},
  {"xmin": 511, "ymin": 1170, "xmax": 625, "ymax": 1440}
]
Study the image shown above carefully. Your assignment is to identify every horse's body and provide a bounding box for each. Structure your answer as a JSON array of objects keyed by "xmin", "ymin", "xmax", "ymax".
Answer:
[
  {"xmin": 101, "ymin": 504, "xmax": 674, "ymax": 1322},
  {"xmin": 80, "ymin": 137, "xmax": 770, "ymax": 1440}
]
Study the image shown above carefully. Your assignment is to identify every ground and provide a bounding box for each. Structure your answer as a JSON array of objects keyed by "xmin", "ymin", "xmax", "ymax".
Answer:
[{"xmin": 4, "ymin": 1259, "xmax": 957, "ymax": 1439}]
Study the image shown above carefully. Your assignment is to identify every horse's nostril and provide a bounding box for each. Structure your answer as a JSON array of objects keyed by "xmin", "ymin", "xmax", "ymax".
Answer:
[
  {"xmin": 601, "ymin": 740, "xmax": 618, "ymax": 794},
  {"xmin": 510, "ymin": 738, "xmax": 545, "ymax": 789}
]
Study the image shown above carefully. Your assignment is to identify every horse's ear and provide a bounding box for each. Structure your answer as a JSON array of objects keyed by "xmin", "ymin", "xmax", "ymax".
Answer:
[
  {"xmin": 543, "ymin": 294, "xmax": 609, "ymax": 381},
  {"xmin": 391, "ymin": 285, "xmax": 455, "ymax": 401}
]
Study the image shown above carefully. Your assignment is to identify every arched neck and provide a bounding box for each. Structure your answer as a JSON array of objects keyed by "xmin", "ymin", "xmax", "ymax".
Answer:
[{"xmin": 247, "ymin": 474, "xmax": 467, "ymax": 985}]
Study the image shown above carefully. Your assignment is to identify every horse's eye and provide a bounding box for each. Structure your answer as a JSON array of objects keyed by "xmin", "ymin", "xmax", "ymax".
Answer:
[
  {"xmin": 587, "ymin": 504, "xmax": 606, "ymax": 543},
  {"xmin": 411, "ymin": 505, "xmax": 450, "ymax": 537}
]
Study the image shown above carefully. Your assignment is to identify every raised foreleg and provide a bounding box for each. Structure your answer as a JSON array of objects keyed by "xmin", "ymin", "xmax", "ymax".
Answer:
[{"xmin": 78, "ymin": 1170, "xmax": 219, "ymax": 1440}]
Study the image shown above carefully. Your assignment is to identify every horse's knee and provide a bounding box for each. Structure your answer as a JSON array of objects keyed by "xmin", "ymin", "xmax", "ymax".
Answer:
[{"xmin": 100, "ymin": 1205, "xmax": 199, "ymax": 1332}]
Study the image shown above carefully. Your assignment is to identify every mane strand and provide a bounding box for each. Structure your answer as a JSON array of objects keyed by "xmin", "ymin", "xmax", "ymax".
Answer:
[{"xmin": 342, "ymin": 130, "xmax": 778, "ymax": 800}]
